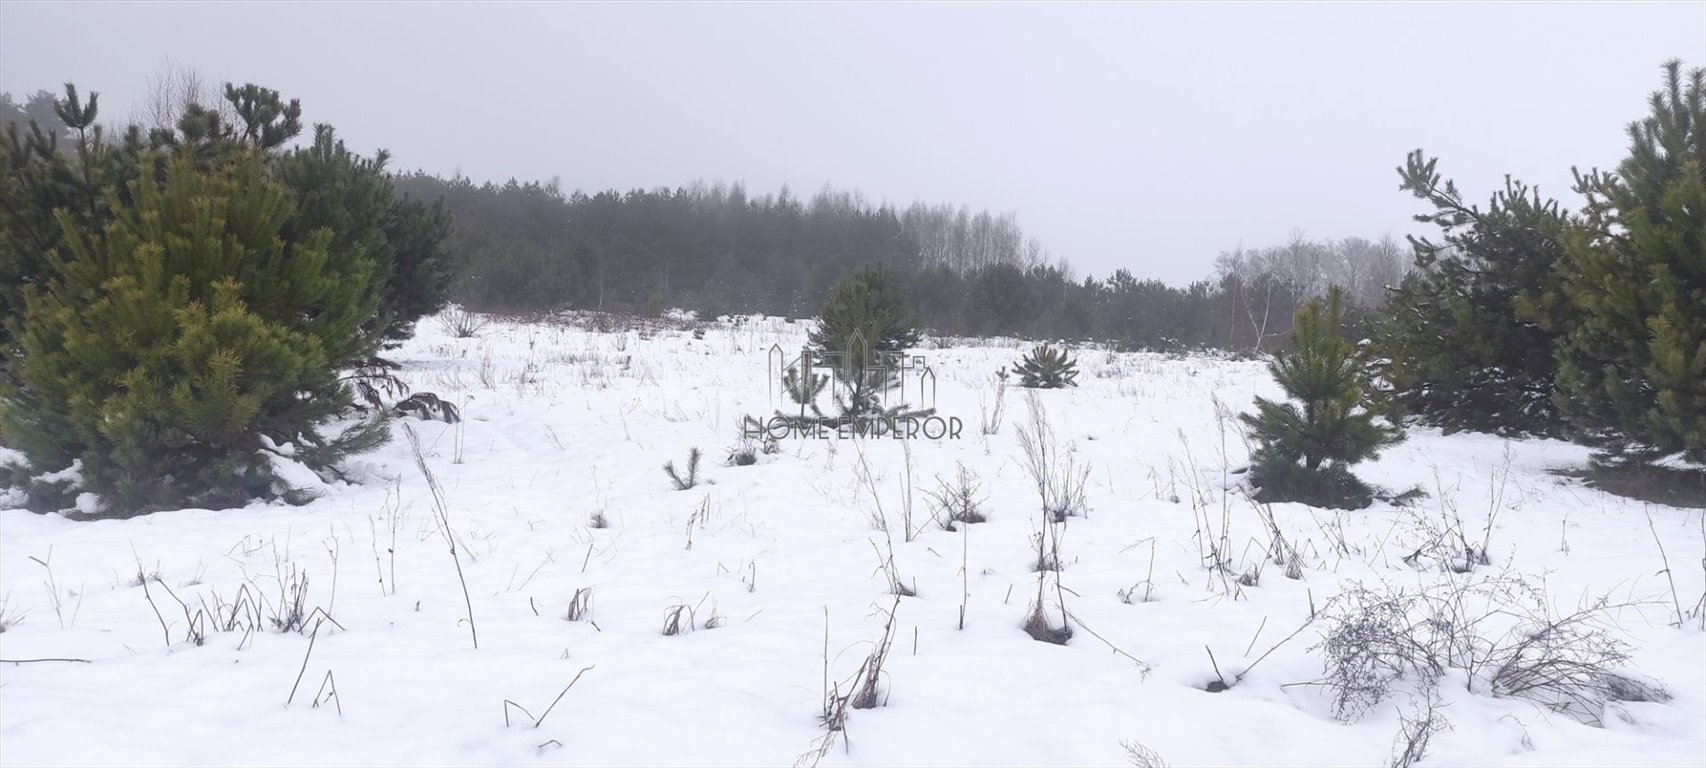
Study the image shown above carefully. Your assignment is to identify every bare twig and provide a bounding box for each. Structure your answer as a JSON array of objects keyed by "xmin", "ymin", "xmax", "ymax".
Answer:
[
  {"xmin": 406, "ymin": 424, "xmax": 478, "ymax": 650},
  {"xmin": 1644, "ymin": 504, "xmax": 1685, "ymax": 628},
  {"xmin": 533, "ymin": 666, "xmax": 595, "ymax": 729},
  {"xmin": 286, "ymin": 618, "xmax": 326, "ymax": 706}
]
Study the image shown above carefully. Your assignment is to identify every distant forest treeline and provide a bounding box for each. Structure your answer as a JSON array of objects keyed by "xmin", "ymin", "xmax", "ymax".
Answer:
[
  {"xmin": 390, "ymin": 170, "xmax": 1411, "ymax": 351},
  {"xmin": 5, "ymin": 83, "xmax": 1410, "ymax": 351}
]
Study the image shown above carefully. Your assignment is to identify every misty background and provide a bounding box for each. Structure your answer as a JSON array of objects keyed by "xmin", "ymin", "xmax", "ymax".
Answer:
[{"xmin": 4, "ymin": 1, "xmax": 1700, "ymax": 285}]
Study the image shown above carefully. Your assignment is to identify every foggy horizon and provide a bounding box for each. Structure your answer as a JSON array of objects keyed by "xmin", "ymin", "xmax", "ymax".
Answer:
[{"xmin": 2, "ymin": 1, "xmax": 1702, "ymax": 284}]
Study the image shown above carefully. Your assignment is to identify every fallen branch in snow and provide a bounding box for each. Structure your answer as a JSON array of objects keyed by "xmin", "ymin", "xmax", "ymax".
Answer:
[{"xmin": 0, "ymin": 657, "xmax": 91, "ymax": 664}]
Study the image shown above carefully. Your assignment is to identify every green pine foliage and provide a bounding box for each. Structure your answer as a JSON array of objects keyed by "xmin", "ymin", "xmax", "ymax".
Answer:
[
  {"xmin": 1013, "ymin": 343, "xmax": 1079, "ymax": 388},
  {"xmin": 0, "ymin": 84, "xmax": 147, "ymax": 350},
  {"xmin": 381, "ymin": 192, "xmax": 456, "ymax": 342},
  {"xmin": 0, "ymin": 79, "xmax": 458, "ymax": 514},
  {"xmin": 780, "ymin": 363, "xmax": 829, "ymax": 413},
  {"xmin": 806, "ymin": 267, "xmax": 924, "ymax": 419},
  {"xmin": 1556, "ymin": 61, "xmax": 1706, "ymax": 465},
  {"xmin": 1243, "ymin": 288, "xmax": 1403, "ymax": 509},
  {"xmin": 2, "ymin": 82, "xmax": 455, "ymax": 364},
  {"xmin": 275, "ymin": 125, "xmax": 456, "ymax": 356},
  {"xmin": 1372, "ymin": 151, "xmax": 1574, "ymax": 437},
  {"xmin": 3, "ymin": 151, "xmax": 383, "ymax": 512}
]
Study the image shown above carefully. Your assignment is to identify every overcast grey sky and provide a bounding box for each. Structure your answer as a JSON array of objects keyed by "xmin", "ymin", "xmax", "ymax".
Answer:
[{"xmin": 2, "ymin": 1, "xmax": 1701, "ymax": 283}]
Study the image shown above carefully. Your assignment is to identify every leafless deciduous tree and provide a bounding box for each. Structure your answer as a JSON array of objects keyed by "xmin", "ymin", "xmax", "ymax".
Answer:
[{"xmin": 128, "ymin": 58, "xmax": 237, "ymax": 133}]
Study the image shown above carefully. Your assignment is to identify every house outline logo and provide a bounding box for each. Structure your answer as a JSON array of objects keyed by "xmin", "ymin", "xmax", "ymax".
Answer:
[{"xmin": 765, "ymin": 330, "xmax": 937, "ymax": 413}]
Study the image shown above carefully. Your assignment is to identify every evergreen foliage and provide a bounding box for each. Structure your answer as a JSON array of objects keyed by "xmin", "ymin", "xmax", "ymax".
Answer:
[
  {"xmin": 663, "ymin": 447, "xmax": 702, "ymax": 491},
  {"xmin": 1242, "ymin": 289, "xmax": 1403, "ymax": 509},
  {"xmin": 805, "ymin": 267, "xmax": 925, "ymax": 421},
  {"xmin": 2, "ymin": 82, "xmax": 455, "ymax": 361},
  {"xmin": 1373, "ymin": 151, "xmax": 1575, "ymax": 436},
  {"xmin": 780, "ymin": 363, "xmax": 829, "ymax": 414},
  {"xmin": 0, "ymin": 79, "xmax": 456, "ymax": 514},
  {"xmin": 275, "ymin": 125, "xmax": 455, "ymax": 356},
  {"xmin": 1013, "ymin": 344, "xmax": 1079, "ymax": 389},
  {"xmin": 4, "ymin": 152, "xmax": 382, "ymax": 512},
  {"xmin": 1556, "ymin": 61, "xmax": 1706, "ymax": 465},
  {"xmin": 0, "ymin": 84, "xmax": 148, "ymax": 350}
]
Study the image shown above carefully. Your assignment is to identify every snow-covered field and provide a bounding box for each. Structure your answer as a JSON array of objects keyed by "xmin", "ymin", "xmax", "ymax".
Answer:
[{"xmin": 3, "ymin": 312, "xmax": 1703, "ymax": 767}]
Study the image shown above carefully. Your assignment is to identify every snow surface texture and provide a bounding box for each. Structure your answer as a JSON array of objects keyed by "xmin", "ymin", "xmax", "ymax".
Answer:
[{"xmin": 2, "ymin": 312, "xmax": 1703, "ymax": 767}]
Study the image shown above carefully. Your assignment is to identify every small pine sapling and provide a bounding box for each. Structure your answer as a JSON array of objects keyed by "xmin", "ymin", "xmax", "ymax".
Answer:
[
  {"xmin": 1241, "ymin": 288, "xmax": 1402, "ymax": 509},
  {"xmin": 1014, "ymin": 344, "xmax": 1080, "ymax": 389},
  {"xmin": 664, "ymin": 447, "xmax": 702, "ymax": 490}
]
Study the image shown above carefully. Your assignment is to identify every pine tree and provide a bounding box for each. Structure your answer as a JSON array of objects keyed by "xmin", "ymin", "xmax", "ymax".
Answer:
[
  {"xmin": 0, "ymin": 84, "xmax": 142, "ymax": 349},
  {"xmin": 4, "ymin": 80, "xmax": 456, "ymax": 413},
  {"xmin": 3, "ymin": 150, "xmax": 383, "ymax": 513},
  {"xmin": 1556, "ymin": 60, "xmax": 1706, "ymax": 465},
  {"xmin": 1243, "ymin": 288, "xmax": 1403, "ymax": 509},
  {"xmin": 1372, "ymin": 151, "xmax": 1574, "ymax": 437},
  {"xmin": 1013, "ymin": 343, "xmax": 1079, "ymax": 388},
  {"xmin": 274, "ymin": 125, "xmax": 455, "ymax": 363},
  {"xmin": 806, "ymin": 267, "xmax": 924, "ymax": 420}
]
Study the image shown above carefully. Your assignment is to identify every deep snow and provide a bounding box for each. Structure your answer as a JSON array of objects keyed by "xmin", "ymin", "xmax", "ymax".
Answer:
[{"xmin": 2, "ymin": 312, "xmax": 1702, "ymax": 767}]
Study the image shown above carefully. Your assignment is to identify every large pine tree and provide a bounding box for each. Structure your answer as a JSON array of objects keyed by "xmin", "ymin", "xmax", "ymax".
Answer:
[
  {"xmin": 1556, "ymin": 60, "xmax": 1706, "ymax": 465},
  {"xmin": 1, "ymin": 80, "xmax": 454, "ymax": 514},
  {"xmin": 5, "ymin": 151, "xmax": 382, "ymax": 512},
  {"xmin": 1373, "ymin": 151, "xmax": 1574, "ymax": 437}
]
